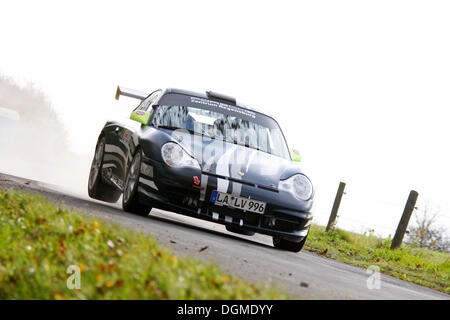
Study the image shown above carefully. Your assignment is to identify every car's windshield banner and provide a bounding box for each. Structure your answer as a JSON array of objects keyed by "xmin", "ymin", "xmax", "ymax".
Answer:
[
  {"xmin": 158, "ymin": 93, "xmax": 277, "ymax": 128},
  {"xmin": 189, "ymin": 97, "xmax": 256, "ymax": 119}
]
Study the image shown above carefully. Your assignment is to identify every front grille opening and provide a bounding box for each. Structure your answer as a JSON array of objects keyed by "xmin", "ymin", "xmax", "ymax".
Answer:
[
  {"xmin": 263, "ymin": 216, "xmax": 301, "ymax": 233},
  {"xmin": 207, "ymin": 206, "xmax": 261, "ymax": 227}
]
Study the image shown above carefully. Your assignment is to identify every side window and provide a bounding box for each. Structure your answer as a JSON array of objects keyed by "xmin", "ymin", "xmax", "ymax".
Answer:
[{"xmin": 137, "ymin": 90, "xmax": 161, "ymax": 111}]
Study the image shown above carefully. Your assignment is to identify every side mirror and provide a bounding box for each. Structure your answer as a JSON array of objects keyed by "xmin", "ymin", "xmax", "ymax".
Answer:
[
  {"xmin": 290, "ymin": 148, "xmax": 302, "ymax": 162},
  {"xmin": 130, "ymin": 110, "xmax": 150, "ymax": 125}
]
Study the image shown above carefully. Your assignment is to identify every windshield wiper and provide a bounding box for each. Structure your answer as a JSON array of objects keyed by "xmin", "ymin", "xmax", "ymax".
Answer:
[
  {"xmin": 156, "ymin": 125, "xmax": 215, "ymax": 139},
  {"xmin": 156, "ymin": 125, "xmax": 195, "ymax": 134}
]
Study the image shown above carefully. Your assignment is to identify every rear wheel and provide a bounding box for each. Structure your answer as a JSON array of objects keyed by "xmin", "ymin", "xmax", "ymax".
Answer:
[
  {"xmin": 122, "ymin": 149, "xmax": 152, "ymax": 216},
  {"xmin": 273, "ymin": 233, "xmax": 308, "ymax": 253},
  {"xmin": 88, "ymin": 137, "xmax": 121, "ymax": 203}
]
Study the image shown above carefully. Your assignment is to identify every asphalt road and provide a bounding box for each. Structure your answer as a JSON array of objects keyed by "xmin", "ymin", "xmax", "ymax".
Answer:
[{"xmin": 1, "ymin": 172, "xmax": 448, "ymax": 300}]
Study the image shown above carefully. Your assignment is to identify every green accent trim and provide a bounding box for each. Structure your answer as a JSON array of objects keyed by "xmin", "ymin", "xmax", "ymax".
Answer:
[
  {"xmin": 290, "ymin": 148, "xmax": 302, "ymax": 162},
  {"xmin": 130, "ymin": 110, "xmax": 150, "ymax": 125}
]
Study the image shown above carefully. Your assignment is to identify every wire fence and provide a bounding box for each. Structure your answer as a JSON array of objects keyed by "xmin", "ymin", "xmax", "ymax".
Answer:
[{"xmin": 313, "ymin": 182, "xmax": 450, "ymax": 239}]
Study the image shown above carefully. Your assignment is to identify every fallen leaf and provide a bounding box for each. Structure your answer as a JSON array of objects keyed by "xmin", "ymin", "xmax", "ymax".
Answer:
[
  {"xmin": 75, "ymin": 227, "xmax": 85, "ymax": 235},
  {"xmin": 115, "ymin": 279, "xmax": 124, "ymax": 287},
  {"xmin": 58, "ymin": 239, "xmax": 67, "ymax": 256},
  {"xmin": 300, "ymin": 282, "xmax": 309, "ymax": 288},
  {"xmin": 107, "ymin": 263, "xmax": 117, "ymax": 271}
]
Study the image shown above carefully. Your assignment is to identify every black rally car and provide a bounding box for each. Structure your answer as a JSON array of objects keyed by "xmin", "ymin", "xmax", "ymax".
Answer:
[{"xmin": 88, "ymin": 87, "xmax": 314, "ymax": 252}]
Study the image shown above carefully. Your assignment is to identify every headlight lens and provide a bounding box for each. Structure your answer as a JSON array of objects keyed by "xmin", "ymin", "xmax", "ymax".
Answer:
[
  {"xmin": 279, "ymin": 174, "xmax": 313, "ymax": 201},
  {"xmin": 161, "ymin": 142, "xmax": 200, "ymax": 169}
]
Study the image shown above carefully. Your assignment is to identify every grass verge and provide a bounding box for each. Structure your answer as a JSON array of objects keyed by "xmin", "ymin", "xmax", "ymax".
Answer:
[
  {"xmin": 305, "ymin": 225, "xmax": 449, "ymax": 293},
  {"xmin": 0, "ymin": 189, "xmax": 287, "ymax": 299}
]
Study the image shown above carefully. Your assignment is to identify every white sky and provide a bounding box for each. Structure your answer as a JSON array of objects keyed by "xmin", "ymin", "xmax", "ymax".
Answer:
[{"xmin": 1, "ymin": 0, "xmax": 449, "ymax": 236}]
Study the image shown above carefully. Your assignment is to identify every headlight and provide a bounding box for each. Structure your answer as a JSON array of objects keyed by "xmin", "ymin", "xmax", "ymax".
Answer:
[
  {"xmin": 279, "ymin": 174, "xmax": 313, "ymax": 201},
  {"xmin": 161, "ymin": 142, "xmax": 200, "ymax": 169}
]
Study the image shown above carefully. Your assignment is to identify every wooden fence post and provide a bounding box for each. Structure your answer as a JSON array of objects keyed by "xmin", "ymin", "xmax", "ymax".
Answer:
[
  {"xmin": 391, "ymin": 190, "xmax": 419, "ymax": 249},
  {"xmin": 326, "ymin": 182, "xmax": 346, "ymax": 232}
]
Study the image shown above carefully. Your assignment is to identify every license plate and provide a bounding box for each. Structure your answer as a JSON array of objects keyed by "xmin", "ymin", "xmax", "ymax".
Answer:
[{"xmin": 210, "ymin": 191, "xmax": 266, "ymax": 214}]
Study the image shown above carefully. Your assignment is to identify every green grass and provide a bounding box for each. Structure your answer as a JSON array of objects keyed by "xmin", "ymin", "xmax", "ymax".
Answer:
[
  {"xmin": 0, "ymin": 189, "xmax": 287, "ymax": 299},
  {"xmin": 305, "ymin": 225, "xmax": 450, "ymax": 293}
]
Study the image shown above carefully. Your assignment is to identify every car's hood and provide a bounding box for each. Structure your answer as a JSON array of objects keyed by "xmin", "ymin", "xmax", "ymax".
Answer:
[{"xmin": 169, "ymin": 130, "xmax": 302, "ymax": 187}]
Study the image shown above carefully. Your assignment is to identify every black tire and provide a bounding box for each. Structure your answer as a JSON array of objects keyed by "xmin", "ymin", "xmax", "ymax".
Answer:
[
  {"xmin": 273, "ymin": 233, "xmax": 308, "ymax": 253},
  {"xmin": 122, "ymin": 149, "xmax": 152, "ymax": 216},
  {"xmin": 225, "ymin": 225, "xmax": 255, "ymax": 236},
  {"xmin": 88, "ymin": 137, "xmax": 121, "ymax": 203}
]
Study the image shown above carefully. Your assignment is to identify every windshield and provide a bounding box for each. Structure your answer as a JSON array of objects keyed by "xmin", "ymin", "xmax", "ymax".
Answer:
[{"xmin": 152, "ymin": 104, "xmax": 290, "ymax": 159}]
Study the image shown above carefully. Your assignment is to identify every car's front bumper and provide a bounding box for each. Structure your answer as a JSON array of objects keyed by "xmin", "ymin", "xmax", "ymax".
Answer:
[{"xmin": 138, "ymin": 156, "xmax": 313, "ymax": 241}]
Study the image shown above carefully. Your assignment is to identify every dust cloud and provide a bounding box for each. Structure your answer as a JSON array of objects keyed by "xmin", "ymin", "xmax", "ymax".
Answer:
[{"xmin": 0, "ymin": 74, "xmax": 91, "ymax": 196}]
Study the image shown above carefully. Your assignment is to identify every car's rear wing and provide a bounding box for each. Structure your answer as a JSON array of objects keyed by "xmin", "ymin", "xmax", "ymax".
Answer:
[{"xmin": 115, "ymin": 86, "xmax": 149, "ymax": 101}]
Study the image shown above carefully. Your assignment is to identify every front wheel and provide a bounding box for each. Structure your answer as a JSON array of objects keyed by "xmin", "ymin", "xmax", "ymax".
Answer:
[
  {"xmin": 273, "ymin": 233, "xmax": 308, "ymax": 253},
  {"xmin": 122, "ymin": 149, "xmax": 152, "ymax": 216}
]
